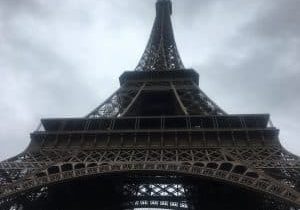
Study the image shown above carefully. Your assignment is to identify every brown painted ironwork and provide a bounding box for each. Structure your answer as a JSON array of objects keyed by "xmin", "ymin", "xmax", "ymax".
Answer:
[{"xmin": 1, "ymin": 0, "xmax": 299, "ymax": 209}]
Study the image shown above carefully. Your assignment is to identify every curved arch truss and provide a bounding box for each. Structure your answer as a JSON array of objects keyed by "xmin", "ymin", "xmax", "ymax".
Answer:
[{"xmin": 1, "ymin": 155, "xmax": 300, "ymax": 208}]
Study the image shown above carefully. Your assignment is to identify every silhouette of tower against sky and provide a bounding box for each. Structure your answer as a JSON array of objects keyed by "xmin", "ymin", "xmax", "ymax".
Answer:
[{"xmin": 0, "ymin": 0, "xmax": 300, "ymax": 209}]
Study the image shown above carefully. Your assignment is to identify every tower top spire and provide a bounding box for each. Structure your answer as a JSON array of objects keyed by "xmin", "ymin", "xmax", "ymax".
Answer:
[
  {"xmin": 135, "ymin": 0, "xmax": 184, "ymax": 71},
  {"xmin": 156, "ymin": 0, "xmax": 172, "ymax": 16}
]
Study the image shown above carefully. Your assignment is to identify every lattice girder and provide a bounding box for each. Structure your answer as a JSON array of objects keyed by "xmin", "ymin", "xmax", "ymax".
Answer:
[
  {"xmin": 1, "ymin": 0, "xmax": 299, "ymax": 209},
  {"xmin": 122, "ymin": 179, "xmax": 190, "ymax": 209},
  {"xmin": 0, "ymin": 147, "xmax": 300, "ymax": 207},
  {"xmin": 86, "ymin": 77, "xmax": 225, "ymax": 118},
  {"xmin": 86, "ymin": 82, "xmax": 145, "ymax": 118},
  {"xmin": 135, "ymin": 0, "xmax": 184, "ymax": 71}
]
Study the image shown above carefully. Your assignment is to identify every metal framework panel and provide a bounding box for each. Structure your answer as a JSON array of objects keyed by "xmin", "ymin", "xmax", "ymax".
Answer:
[{"xmin": 0, "ymin": 0, "xmax": 300, "ymax": 209}]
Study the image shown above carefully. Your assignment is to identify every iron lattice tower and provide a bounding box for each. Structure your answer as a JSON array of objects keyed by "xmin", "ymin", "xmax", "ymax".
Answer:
[{"xmin": 1, "ymin": 1, "xmax": 300, "ymax": 209}]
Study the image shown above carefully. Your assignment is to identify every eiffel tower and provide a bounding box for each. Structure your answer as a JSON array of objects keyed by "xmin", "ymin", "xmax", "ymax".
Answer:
[{"xmin": 1, "ymin": 0, "xmax": 300, "ymax": 209}]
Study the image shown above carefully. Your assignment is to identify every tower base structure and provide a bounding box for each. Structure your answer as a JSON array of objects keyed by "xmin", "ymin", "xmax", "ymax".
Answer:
[{"xmin": 1, "ymin": 0, "xmax": 300, "ymax": 209}]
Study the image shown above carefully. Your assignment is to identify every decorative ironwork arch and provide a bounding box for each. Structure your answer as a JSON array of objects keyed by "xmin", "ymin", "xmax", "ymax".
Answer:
[{"xmin": 1, "ymin": 161, "xmax": 300, "ymax": 207}]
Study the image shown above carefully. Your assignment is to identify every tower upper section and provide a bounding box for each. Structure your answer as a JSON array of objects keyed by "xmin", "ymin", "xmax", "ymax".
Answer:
[
  {"xmin": 85, "ymin": 0, "xmax": 226, "ymax": 118},
  {"xmin": 135, "ymin": 0, "xmax": 185, "ymax": 71}
]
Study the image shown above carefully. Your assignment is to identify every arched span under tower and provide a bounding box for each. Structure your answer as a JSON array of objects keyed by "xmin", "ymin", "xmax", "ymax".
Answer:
[{"xmin": 0, "ymin": 0, "xmax": 299, "ymax": 209}]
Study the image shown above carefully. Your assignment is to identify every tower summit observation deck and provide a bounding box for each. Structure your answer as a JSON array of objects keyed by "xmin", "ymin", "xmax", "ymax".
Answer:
[{"xmin": 0, "ymin": 0, "xmax": 299, "ymax": 209}]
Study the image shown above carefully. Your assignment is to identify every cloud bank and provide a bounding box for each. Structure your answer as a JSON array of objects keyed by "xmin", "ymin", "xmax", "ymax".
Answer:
[{"xmin": 0, "ymin": 0, "xmax": 299, "ymax": 160}]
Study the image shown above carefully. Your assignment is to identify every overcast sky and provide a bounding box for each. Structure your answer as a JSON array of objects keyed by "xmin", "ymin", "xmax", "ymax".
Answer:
[{"xmin": 0, "ymin": 0, "xmax": 299, "ymax": 160}]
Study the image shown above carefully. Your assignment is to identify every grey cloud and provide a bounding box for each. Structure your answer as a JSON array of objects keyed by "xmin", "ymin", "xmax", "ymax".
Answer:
[
  {"xmin": 194, "ymin": 0, "xmax": 300, "ymax": 154},
  {"xmin": 245, "ymin": 0, "xmax": 300, "ymax": 39},
  {"xmin": 0, "ymin": 0, "xmax": 49, "ymax": 27},
  {"xmin": 0, "ymin": 0, "xmax": 299, "ymax": 160}
]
